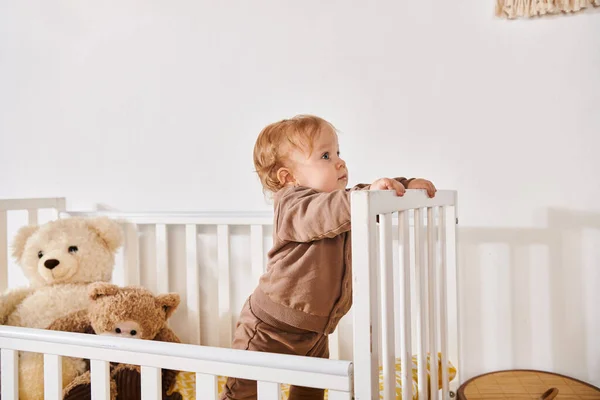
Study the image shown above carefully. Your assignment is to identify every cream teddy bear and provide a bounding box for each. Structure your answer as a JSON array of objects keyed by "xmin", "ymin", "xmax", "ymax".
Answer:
[{"xmin": 0, "ymin": 217, "xmax": 123, "ymax": 400}]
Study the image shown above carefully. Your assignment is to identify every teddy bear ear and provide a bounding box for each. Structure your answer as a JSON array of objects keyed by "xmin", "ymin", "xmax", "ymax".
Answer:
[
  {"xmin": 11, "ymin": 225, "xmax": 39, "ymax": 262},
  {"xmin": 86, "ymin": 217, "xmax": 124, "ymax": 253},
  {"xmin": 89, "ymin": 282, "xmax": 120, "ymax": 301},
  {"xmin": 156, "ymin": 293, "xmax": 180, "ymax": 319}
]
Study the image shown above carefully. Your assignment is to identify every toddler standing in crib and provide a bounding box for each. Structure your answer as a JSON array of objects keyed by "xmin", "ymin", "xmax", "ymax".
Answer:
[{"xmin": 220, "ymin": 115, "xmax": 436, "ymax": 400}]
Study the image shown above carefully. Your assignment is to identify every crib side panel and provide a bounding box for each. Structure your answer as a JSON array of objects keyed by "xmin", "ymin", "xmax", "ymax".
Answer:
[
  {"xmin": 0, "ymin": 325, "xmax": 354, "ymax": 399},
  {"xmin": 351, "ymin": 190, "xmax": 460, "ymax": 400}
]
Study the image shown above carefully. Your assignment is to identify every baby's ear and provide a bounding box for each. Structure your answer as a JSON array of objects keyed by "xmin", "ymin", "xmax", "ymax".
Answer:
[
  {"xmin": 89, "ymin": 282, "xmax": 120, "ymax": 301},
  {"xmin": 276, "ymin": 167, "xmax": 296, "ymax": 187},
  {"xmin": 156, "ymin": 293, "xmax": 180, "ymax": 319},
  {"xmin": 11, "ymin": 225, "xmax": 39, "ymax": 262},
  {"xmin": 87, "ymin": 217, "xmax": 123, "ymax": 253}
]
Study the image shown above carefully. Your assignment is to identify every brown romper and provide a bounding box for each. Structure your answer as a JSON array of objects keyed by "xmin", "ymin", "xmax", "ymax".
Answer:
[{"xmin": 220, "ymin": 178, "xmax": 413, "ymax": 400}]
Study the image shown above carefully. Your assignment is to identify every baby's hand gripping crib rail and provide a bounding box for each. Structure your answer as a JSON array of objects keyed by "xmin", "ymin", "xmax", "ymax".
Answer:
[{"xmin": 0, "ymin": 189, "xmax": 459, "ymax": 400}]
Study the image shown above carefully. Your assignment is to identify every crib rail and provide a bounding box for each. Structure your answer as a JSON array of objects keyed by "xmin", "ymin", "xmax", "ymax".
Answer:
[
  {"xmin": 0, "ymin": 325, "xmax": 353, "ymax": 400},
  {"xmin": 351, "ymin": 189, "xmax": 459, "ymax": 400},
  {"xmin": 60, "ymin": 211, "xmax": 274, "ymax": 226}
]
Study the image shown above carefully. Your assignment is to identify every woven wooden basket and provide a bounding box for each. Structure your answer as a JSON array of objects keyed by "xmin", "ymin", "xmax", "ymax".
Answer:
[{"xmin": 457, "ymin": 370, "xmax": 600, "ymax": 399}]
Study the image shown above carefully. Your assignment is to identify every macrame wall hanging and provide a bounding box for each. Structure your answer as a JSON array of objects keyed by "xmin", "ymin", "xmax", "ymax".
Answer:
[{"xmin": 496, "ymin": 0, "xmax": 600, "ymax": 18}]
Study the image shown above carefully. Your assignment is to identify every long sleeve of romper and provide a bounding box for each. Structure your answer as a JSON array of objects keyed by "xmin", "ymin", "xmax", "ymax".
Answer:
[
  {"xmin": 275, "ymin": 186, "xmax": 352, "ymax": 243},
  {"xmin": 275, "ymin": 177, "xmax": 411, "ymax": 243}
]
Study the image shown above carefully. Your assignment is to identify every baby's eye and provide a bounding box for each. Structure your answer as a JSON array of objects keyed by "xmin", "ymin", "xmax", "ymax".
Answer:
[
  {"xmin": 68, "ymin": 246, "xmax": 78, "ymax": 254},
  {"xmin": 38, "ymin": 251, "xmax": 44, "ymax": 259},
  {"xmin": 321, "ymin": 152, "xmax": 330, "ymax": 160}
]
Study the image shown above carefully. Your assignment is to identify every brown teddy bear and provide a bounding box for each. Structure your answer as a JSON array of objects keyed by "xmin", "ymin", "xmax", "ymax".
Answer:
[{"xmin": 47, "ymin": 282, "xmax": 183, "ymax": 400}]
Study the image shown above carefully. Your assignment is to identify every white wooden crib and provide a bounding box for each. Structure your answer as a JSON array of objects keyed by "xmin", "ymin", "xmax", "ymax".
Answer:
[{"xmin": 0, "ymin": 189, "xmax": 460, "ymax": 400}]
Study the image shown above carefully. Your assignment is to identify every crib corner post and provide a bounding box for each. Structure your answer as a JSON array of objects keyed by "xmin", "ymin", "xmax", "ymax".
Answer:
[
  {"xmin": 350, "ymin": 191, "xmax": 378, "ymax": 400},
  {"xmin": 452, "ymin": 191, "xmax": 464, "ymax": 387}
]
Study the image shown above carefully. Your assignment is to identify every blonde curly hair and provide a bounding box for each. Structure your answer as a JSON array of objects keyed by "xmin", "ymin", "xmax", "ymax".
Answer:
[{"xmin": 253, "ymin": 115, "xmax": 337, "ymax": 193}]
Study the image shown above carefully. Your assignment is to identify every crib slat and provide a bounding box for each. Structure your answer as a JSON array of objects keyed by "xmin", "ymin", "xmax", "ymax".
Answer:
[
  {"xmin": 329, "ymin": 329, "xmax": 340, "ymax": 360},
  {"xmin": 379, "ymin": 213, "xmax": 395, "ymax": 400},
  {"xmin": 217, "ymin": 224, "xmax": 232, "ymax": 347},
  {"xmin": 91, "ymin": 359, "xmax": 111, "ymax": 400},
  {"xmin": 44, "ymin": 354, "xmax": 63, "ymax": 400},
  {"xmin": 257, "ymin": 381, "xmax": 280, "ymax": 400},
  {"xmin": 124, "ymin": 223, "xmax": 140, "ymax": 286},
  {"xmin": 155, "ymin": 223, "xmax": 169, "ymax": 293},
  {"xmin": 439, "ymin": 207, "xmax": 450, "ymax": 399},
  {"xmin": 186, "ymin": 224, "xmax": 201, "ymax": 345},
  {"xmin": 250, "ymin": 225, "xmax": 264, "ymax": 284},
  {"xmin": 141, "ymin": 366, "xmax": 161, "ymax": 400},
  {"xmin": 414, "ymin": 208, "xmax": 428, "ymax": 400},
  {"xmin": 195, "ymin": 373, "xmax": 218, "ymax": 400},
  {"xmin": 399, "ymin": 210, "xmax": 413, "ymax": 400},
  {"xmin": 427, "ymin": 207, "xmax": 439, "ymax": 400},
  {"xmin": 1, "ymin": 349, "xmax": 18, "ymax": 399},
  {"xmin": 27, "ymin": 209, "xmax": 38, "ymax": 226},
  {"xmin": 351, "ymin": 193, "xmax": 379, "ymax": 400},
  {"xmin": 0, "ymin": 211, "xmax": 7, "ymax": 292}
]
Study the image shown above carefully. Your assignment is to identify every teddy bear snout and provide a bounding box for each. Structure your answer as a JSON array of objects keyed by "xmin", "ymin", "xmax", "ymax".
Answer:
[
  {"xmin": 110, "ymin": 321, "xmax": 142, "ymax": 338},
  {"xmin": 44, "ymin": 259, "xmax": 60, "ymax": 269},
  {"xmin": 37, "ymin": 252, "xmax": 78, "ymax": 283}
]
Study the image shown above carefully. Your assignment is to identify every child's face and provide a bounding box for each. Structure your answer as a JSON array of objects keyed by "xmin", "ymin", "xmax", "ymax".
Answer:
[{"xmin": 287, "ymin": 127, "xmax": 348, "ymax": 192}]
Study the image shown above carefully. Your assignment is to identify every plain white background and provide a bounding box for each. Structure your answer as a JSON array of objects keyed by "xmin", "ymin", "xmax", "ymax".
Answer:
[{"xmin": 1, "ymin": 0, "xmax": 599, "ymax": 387}]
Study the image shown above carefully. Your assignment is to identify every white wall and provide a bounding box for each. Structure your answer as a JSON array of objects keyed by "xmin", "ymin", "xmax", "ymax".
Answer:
[{"xmin": 1, "ymin": 0, "xmax": 599, "ymax": 387}]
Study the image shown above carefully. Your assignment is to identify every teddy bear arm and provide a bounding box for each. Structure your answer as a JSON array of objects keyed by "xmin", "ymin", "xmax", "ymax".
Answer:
[
  {"xmin": 62, "ymin": 370, "xmax": 92, "ymax": 398},
  {"xmin": 161, "ymin": 368, "xmax": 179, "ymax": 396},
  {"xmin": 63, "ymin": 369, "xmax": 118, "ymax": 400},
  {"xmin": 47, "ymin": 309, "xmax": 93, "ymax": 333},
  {"xmin": 0, "ymin": 287, "xmax": 34, "ymax": 324}
]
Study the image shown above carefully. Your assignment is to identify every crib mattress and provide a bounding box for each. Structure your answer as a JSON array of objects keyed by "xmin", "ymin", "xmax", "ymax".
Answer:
[{"xmin": 168, "ymin": 353, "xmax": 456, "ymax": 400}]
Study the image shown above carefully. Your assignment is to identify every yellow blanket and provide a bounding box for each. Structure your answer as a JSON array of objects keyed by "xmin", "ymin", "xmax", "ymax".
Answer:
[{"xmin": 168, "ymin": 353, "xmax": 456, "ymax": 400}]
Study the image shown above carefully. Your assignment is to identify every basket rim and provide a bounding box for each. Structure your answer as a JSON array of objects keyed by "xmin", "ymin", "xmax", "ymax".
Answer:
[{"xmin": 457, "ymin": 369, "xmax": 600, "ymax": 400}]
